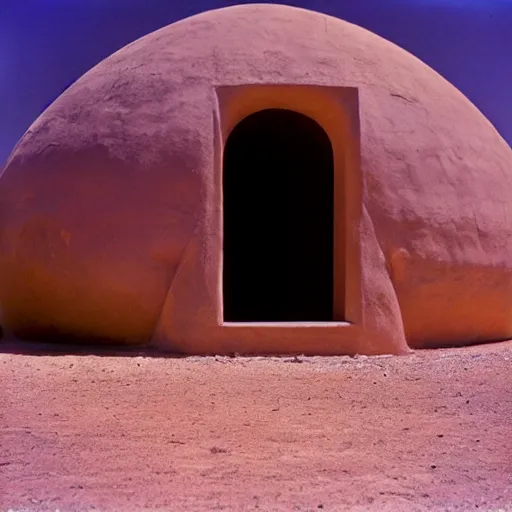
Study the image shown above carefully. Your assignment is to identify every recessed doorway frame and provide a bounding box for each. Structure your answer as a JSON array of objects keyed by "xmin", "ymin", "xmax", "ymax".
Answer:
[
  {"xmin": 222, "ymin": 107, "xmax": 335, "ymax": 323},
  {"xmin": 214, "ymin": 84, "xmax": 363, "ymax": 328}
]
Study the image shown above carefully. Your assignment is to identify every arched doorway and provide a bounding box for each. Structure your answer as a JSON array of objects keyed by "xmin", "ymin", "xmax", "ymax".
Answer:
[{"xmin": 223, "ymin": 108, "xmax": 334, "ymax": 322}]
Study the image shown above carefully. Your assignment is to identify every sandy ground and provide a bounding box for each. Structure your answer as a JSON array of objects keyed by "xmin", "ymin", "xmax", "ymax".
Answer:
[{"xmin": 1, "ymin": 340, "xmax": 511, "ymax": 512}]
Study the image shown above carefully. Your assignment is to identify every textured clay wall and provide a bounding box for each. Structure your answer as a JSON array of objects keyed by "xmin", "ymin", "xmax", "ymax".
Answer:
[{"xmin": 0, "ymin": 5, "xmax": 511, "ymax": 354}]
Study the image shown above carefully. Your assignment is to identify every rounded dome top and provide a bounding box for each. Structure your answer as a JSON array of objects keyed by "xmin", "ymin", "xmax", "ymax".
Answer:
[{"xmin": 6, "ymin": 3, "xmax": 510, "ymax": 173}]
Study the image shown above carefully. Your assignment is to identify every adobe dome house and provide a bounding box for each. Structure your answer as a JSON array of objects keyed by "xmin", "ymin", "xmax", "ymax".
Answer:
[{"xmin": 0, "ymin": 4, "xmax": 511, "ymax": 356}]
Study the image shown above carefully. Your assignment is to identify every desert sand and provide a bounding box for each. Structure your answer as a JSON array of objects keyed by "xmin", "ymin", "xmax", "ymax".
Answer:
[{"xmin": 1, "ymin": 340, "xmax": 511, "ymax": 511}]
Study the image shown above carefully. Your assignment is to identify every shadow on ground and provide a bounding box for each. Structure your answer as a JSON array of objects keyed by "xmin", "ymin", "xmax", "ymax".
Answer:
[{"xmin": 0, "ymin": 337, "xmax": 183, "ymax": 359}]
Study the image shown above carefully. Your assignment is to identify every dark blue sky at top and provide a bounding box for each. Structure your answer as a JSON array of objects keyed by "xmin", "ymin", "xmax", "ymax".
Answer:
[{"xmin": 0, "ymin": 0, "xmax": 511, "ymax": 165}]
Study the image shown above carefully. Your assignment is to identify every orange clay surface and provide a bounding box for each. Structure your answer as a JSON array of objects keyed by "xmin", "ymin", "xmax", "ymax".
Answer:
[
  {"xmin": 3, "ymin": 5, "xmax": 512, "ymax": 355},
  {"xmin": 1, "ymin": 341, "xmax": 511, "ymax": 512}
]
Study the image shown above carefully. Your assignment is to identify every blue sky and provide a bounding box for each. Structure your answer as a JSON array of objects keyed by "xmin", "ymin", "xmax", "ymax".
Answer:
[{"xmin": 395, "ymin": 0, "xmax": 511, "ymax": 6}]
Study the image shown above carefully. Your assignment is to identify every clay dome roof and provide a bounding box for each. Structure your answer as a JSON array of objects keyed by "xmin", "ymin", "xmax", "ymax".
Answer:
[{"xmin": 0, "ymin": 4, "xmax": 511, "ymax": 353}]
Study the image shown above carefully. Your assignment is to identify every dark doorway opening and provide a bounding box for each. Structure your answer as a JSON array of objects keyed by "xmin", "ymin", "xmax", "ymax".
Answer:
[{"xmin": 223, "ymin": 108, "xmax": 334, "ymax": 322}]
